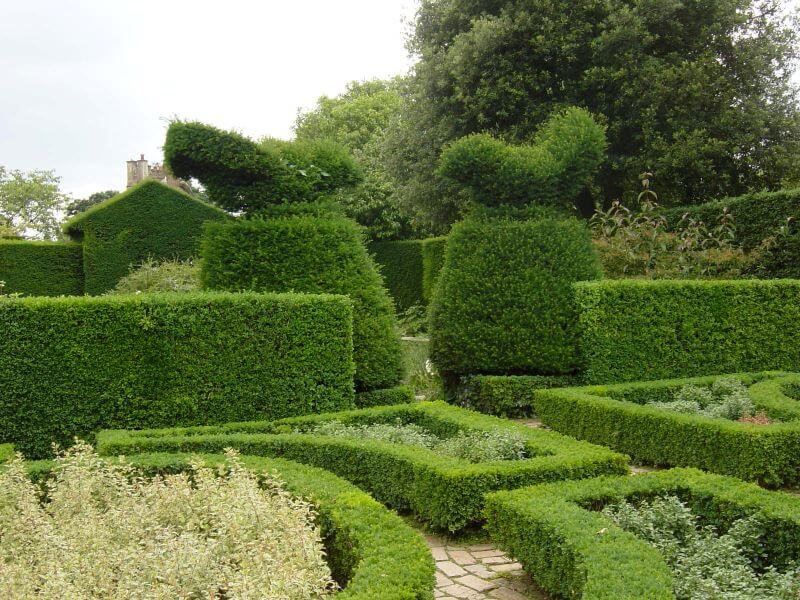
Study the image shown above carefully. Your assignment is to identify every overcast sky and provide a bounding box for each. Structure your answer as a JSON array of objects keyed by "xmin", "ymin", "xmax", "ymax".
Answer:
[{"xmin": 0, "ymin": 1, "xmax": 418, "ymax": 198}]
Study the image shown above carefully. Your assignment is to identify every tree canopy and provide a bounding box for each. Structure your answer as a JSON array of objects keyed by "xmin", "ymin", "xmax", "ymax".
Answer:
[{"xmin": 0, "ymin": 167, "xmax": 68, "ymax": 240}]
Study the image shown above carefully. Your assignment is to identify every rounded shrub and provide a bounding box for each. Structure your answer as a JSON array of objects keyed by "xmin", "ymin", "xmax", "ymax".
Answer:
[
  {"xmin": 201, "ymin": 215, "xmax": 403, "ymax": 391},
  {"xmin": 429, "ymin": 214, "xmax": 602, "ymax": 379}
]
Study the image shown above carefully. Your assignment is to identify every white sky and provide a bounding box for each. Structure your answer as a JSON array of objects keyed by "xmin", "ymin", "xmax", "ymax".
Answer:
[{"xmin": 0, "ymin": 1, "xmax": 418, "ymax": 198}]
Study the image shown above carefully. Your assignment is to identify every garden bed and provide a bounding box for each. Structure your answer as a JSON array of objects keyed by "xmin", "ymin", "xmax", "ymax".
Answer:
[
  {"xmin": 97, "ymin": 401, "xmax": 628, "ymax": 531},
  {"xmin": 485, "ymin": 468, "xmax": 800, "ymax": 600},
  {"xmin": 530, "ymin": 372, "xmax": 800, "ymax": 486}
]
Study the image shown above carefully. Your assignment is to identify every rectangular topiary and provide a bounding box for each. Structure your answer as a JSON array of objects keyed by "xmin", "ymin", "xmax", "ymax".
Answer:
[
  {"xmin": 531, "ymin": 372, "xmax": 800, "ymax": 486},
  {"xmin": 486, "ymin": 468, "xmax": 800, "ymax": 600},
  {"xmin": 369, "ymin": 239, "xmax": 425, "ymax": 311},
  {"xmin": 574, "ymin": 279, "xmax": 800, "ymax": 384},
  {"xmin": 0, "ymin": 292, "xmax": 355, "ymax": 458},
  {"xmin": 96, "ymin": 401, "xmax": 629, "ymax": 532},
  {"xmin": 0, "ymin": 240, "xmax": 83, "ymax": 296}
]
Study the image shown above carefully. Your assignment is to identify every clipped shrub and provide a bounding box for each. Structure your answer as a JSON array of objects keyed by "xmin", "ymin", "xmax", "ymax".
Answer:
[
  {"xmin": 96, "ymin": 401, "xmax": 629, "ymax": 531},
  {"xmin": 757, "ymin": 224, "xmax": 800, "ymax": 278},
  {"xmin": 369, "ymin": 239, "xmax": 424, "ymax": 311},
  {"xmin": 0, "ymin": 240, "xmax": 83, "ymax": 296},
  {"xmin": 163, "ymin": 121, "xmax": 360, "ymax": 212},
  {"xmin": 24, "ymin": 451, "xmax": 435, "ymax": 600},
  {"xmin": 0, "ymin": 443, "xmax": 12, "ymax": 462},
  {"xmin": 0, "ymin": 292, "xmax": 355, "ymax": 458},
  {"xmin": 63, "ymin": 180, "xmax": 228, "ymax": 295},
  {"xmin": 438, "ymin": 107, "xmax": 606, "ymax": 208},
  {"xmin": 421, "ymin": 236, "xmax": 447, "ymax": 303},
  {"xmin": 108, "ymin": 257, "xmax": 200, "ymax": 295},
  {"xmin": 575, "ymin": 279, "xmax": 800, "ymax": 384},
  {"xmin": 201, "ymin": 217, "xmax": 402, "ymax": 391},
  {"xmin": 458, "ymin": 374, "xmax": 581, "ymax": 417},
  {"xmin": 430, "ymin": 215, "xmax": 602, "ymax": 379},
  {"xmin": 355, "ymin": 385, "xmax": 414, "ymax": 408},
  {"xmin": 530, "ymin": 372, "xmax": 800, "ymax": 486},
  {"xmin": 485, "ymin": 468, "xmax": 800, "ymax": 600}
]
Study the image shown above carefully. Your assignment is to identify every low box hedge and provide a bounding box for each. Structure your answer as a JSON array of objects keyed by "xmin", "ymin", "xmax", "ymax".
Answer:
[
  {"xmin": 0, "ymin": 240, "xmax": 84, "ymax": 296},
  {"xmin": 458, "ymin": 374, "xmax": 580, "ymax": 417},
  {"xmin": 531, "ymin": 372, "xmax": 800, "ymax": 486},
  {"xmin": 96, "ymin": 401, "xmax": 629, "ymax": 531},
  {"xmin": 355, "ymin": 385, "xmax": 415, "ymax": 408},
  {"xmin": 574, "ymin": 279, "xmax": 800, "ymax": 384},
  {"xmin": 23, "ymin": 452, "xmax": 434, "ymax": 599},
  {"xmin": 0, "ymin": 292, "xmax": 355, "ymax": 458},
  {"xmin": 485, "ymin": 468, "xmax": 800, "ymax": 600}
]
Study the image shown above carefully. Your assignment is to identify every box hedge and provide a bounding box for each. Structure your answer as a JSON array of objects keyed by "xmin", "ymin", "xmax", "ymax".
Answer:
[
  {"xmin": 201, "ymin": 216, "xmax": 402, "ymax": 391},
  {"xmin": 486, "ymin": 468, "xmax": 800, "ymax": 600},
  {"xmin": 421, "ymin": 236, "xmax": 447, "ymax": 303},
  {"xmin": 64, "ymin": 180, "xmax": 228, "ymax": 294},
  {"xmin": 0, "ymin": 292, "xmax": 355, "ymax": 458},
  {"xmin": 96, "ymin": 401, "xmax": 629, "ymax": 531},
  {"xmin": 369, "ymin": 239, "xmax": 424, "ymax": 311},
  {"xmin": 430, "ymin": 216, "xmax": 602, "ymax": 380},
  {"xmin": 458, "ymin": 374, "xmax": 581, "ymax": 417},
  {"xmin": 355, "ymin": 385, "xmax": 415, "ymax": 408},
  {"xmin": 531, "ymin": 372, "xmax": 800, "ymax": 486},
  {"xmin": 22, "ymin": 452, "xmax": 435, "ymax": 599},
  {"xmin": 574, "ymin": 279, "xmax": 800, "ymax": 384},
  {"xmin": 0, "ymin": 240, "xmax": 83, "ymax": 296}
]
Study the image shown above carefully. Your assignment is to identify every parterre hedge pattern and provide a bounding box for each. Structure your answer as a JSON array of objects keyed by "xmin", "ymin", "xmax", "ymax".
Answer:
[
  {"xmin": 0, "ymin": 292, "xmax": 355, "ymax": 458},
  {"xmin": 0, "ymin": 240, "xmax": 83, "ymax": 296},
  {"xmin": 96, "ymin": 401, "xmax": 629, "ymax": 531},
  {"xmin": 24, "ymin": 453, "xmax": 435, "ymax": 600},
  {"xmin": 201, "ymin": 216, "xmax": 402, "ymax": 391},
  {"xmin": 430, "ymin": 216, "xmax": 602, "ymax": 378},
  {"xmin": 369, "ymin": 239, "xmax": 424, "ymax": 311},
  {"xmin": 64, "ymin": 180, "xmax": 228, "ymax": 294},
  {"xmin": 486, "ymin": 468, "xmax": 800, "ymax": 600},
  {"xmin": 574, "ymin": 279, "xmax": 800, "ymax": 384},
  {"xmin": 531, "ymin": 372, "xmax": 800, "ymax": 486}
]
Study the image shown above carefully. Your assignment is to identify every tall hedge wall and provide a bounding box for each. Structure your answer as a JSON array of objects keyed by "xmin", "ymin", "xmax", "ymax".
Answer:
[
  {"xmin": 430, "ymin": 216, "xmax": 602, "ymax": 379},
  {"xmin": 421, "ymin": 236, "xmax": 447, "ymax": 303},
  {"xmin": 575, "ymin": 279, "xmax": 800, "ymax": 383},
  {"xmin": 201, "ymin": 217, "xmax": 402, "ymax": 391},
  {"xmin": 368, "ymin": 239, "xmax": 424, "ymax": 311},
  {"xmin": 661, "ymin": 188, "xmax": 800, "ymax": 250},
  {"xmin": 0, "ymin": 292, "xmax": 355, "ymax": 458},
  {"xmin": 0, "ymin": 241, "xmax": 83, "ymax": 296},
  {"xmin": 64, "ymin": 180, "xmax": 228, "ymax": 295}
]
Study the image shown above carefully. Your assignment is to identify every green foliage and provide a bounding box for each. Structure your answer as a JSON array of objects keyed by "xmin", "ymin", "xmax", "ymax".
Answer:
[
  {"xmin": 430, "ymin": 216, "xmax": 602, "ymax": 378},
  {"xmin": 485, "ymin": 468, "xmax": 800, "ymax": 600},
  {"xmin": 96, "ymin": 401, "xmax": 628, "ymax": 531},
  {"xmin": 0, "ymin": 444, "xmax": 12, "ymax": 462},
  {"xmin": 200, "ymin": 217, "xmax": 402, "ymax": 391},
  {"xmin": 575, "ymin": 279, "xmax": 800, "ymax": 384},
  {"xmin": 650, "ymin": 379, "xmax": 756, "ymax": 421},
  {"xmin": 369, "ymin": 239, "xmax": 424, "ymax": 310},
  {"xmin": 439, "ymin": 107, "xmax": 607, "ymax": 208},
  {"xmin": 163, "ymin": 121, "xmax": 361, "ymax": 213},
  {"xmin": 108, "ymin": 258, "xmax": 200, "ymax": 295},
  {"xmin": 65, "ymin": 190, "xmax": 118, "ymax": 218},
  {"xmin": 603, "ymin": 495, "xmax": 800, "ymax": 599},
  {"xmin": 24, "ymin": 452, "xmax": 435, "ymax": 600},
  {"xmin": 530, "ymin": 372, "xmax": 800, "ymax": 486},
  {"xmin": 0, "ymin": 166, "xmax": 68, "ymax": 240},
  {"xmin": 0, "ymin": 292, "xmax": 355, "ymax": 459},
  {"xmin": 457, "ymin": 374, "xmax": 580, "ymax": 417},
  {"xmin": 758, "ymin": 223, "xmax": 800, "ymax": 278},
  {"xmin": 63, "ymin": 180, "xmax": 228, "ymax": 295},
  {"xmin": 393, "ymin": 0, "xmax": 800, "ymax": 231},
  {"xmin": 421, "ymin": 236, "xmax": 447, "ymax": 302},
  {"xmin": 355, "ymin": 385, "xmax": 414, "ymax": 409},
  {"xmin": 0, "ymin": 240, "xmax": 83, "ymax": 296}
]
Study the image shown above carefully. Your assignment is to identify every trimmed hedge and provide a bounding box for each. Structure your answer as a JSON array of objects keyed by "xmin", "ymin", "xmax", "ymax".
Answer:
[
  {"xmin": 23, "ymin": 453, "xmax": 435, "ymax": 599},
  {"xmin": 421, "ymin": 237, "xmax": 447, "ymax": 303},
  {"xmin": 486, "ymin": 468, "xmax": 800, "ymax": 600},
  {"xmin": 574, "ymin": 279, "xmax": 800, "ymax": 384},
  {"xmin": 430, "ymin": 216, "xmax": 602, "ymax": 379},
  {"xmin": 0, "ymin": 443, "xmax": 13, "ymax": 462},
  {"xmin": 0, "ymin": 292, "xmax": 355, "ymax": 458},
  {"xmin": 96, "ymin": 401, "xmax": 629, "ymax": 531},
  {"xmin": 201, "ymin": 217, "xmax": 402, "ymax": 391},
  {"xmin": 530, "ymin": 372, "xmax": 800, "ymax": 486},
  {"xmin": 369, "ymin": 239, "xmax": 424, "ymax": 311},
  {"xmin": 458, "ymin": 374, "xmax": 580, "ymax": 417},
  {"xmin": 64, "ymin": 180, "xmax": 228, "ymax": 295},
  {"xmin": 662, "ymin": 188, "xmax": 800, "ymax": 251},
  {"xmin": 355, "ymin": 385, "xmax": 415, "ymax": 408},
  {"xmin": 0, "ymin": 240, "xmax": 84, "ymax": 296}
]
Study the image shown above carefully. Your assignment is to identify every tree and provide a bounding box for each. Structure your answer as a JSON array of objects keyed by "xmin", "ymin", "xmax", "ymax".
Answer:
[
  {"xmin": 0, "ymin": 167, "xmax": 69, "ymax": 240},
  {"xmin": 295, "ymin": 79, "xmax": 425, "ymax": 240},
  {"xmin": 389, "ymin": 0, "xmax": 800, "ymax": 231},
  {"xmin": 65, "ymin": 190, "xmax": 119, "ymax": 217}
]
